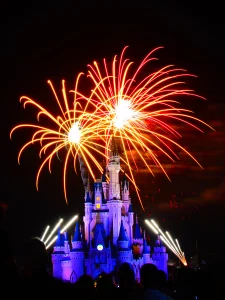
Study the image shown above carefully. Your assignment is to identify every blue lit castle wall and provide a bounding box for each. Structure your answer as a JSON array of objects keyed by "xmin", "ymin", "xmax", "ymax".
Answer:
[{"xmin": 51, "ymin": 147, "xmax": 168, "ymax": 282}]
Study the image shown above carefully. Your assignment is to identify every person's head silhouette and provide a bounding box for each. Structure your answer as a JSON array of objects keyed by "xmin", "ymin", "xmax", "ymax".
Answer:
[{"xmin": 23, "ymin": 237, "xmax": 47, "ymax": 275}]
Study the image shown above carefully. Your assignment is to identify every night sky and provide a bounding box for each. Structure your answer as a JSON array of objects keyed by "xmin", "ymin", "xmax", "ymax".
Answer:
[{"xmin": 3, "ymin": 2, "xmax": 225, "ymax": 261}]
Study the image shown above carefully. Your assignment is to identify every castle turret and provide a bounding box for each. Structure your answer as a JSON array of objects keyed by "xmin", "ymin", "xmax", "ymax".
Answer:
[
  {"xmin": 51, "ymin": 228, "xmax": 65, "ymax": 279},
  {"xmin": 72, "ymin": 222, "xmax": 83, "ymax": 249},
  {"xmin": 107, "ymin": 138, "xmax": 123, "ymax": 245},
  {"xmin": 152, "ymin": 235, "xmax": 168, "ymax": 277},
  {"xmin": 83, "ymin": 178, "xmax": 92, "ymax": 245},
  {"xmin": 133, "ymin": 215, "xmax": 143, "ymax": 243},
  {"xmin": 142, "ymin": 232, "xmax": 151, "ymax": 264},
  {"xmin": 61, "ymin": 256, "xmax": 72, "ymax": 282},
  {"xmin": 117, "ymin": 220, "xmax": 129, "ymax": 249},
  {"xmin": 102, "ymin": 165, "xmax": 108, "ymax": 200},
  {"xmin": 108, "ymin": 198, "xmax": 123, "ymax": 245},
  {"xmin": 94, "ymin": 181, "xmax": 105, "ymax": 210},
  {"xmin": 117, "ymin": 221, "xmax": 132, "ymax": 266},
  {"xmin": 128, "ymin": 203, "xmax": 134, "ymax": 245},
  {"xmin": 70, "ymin": 221, "xmax": 85, "ymax": 280},
  {"xmin": 121, "ymin": 172, "xmax": 129, "ymax": 203},
  {"xmin": 107, "ymin": 138, "xmax": 120, "ymax": 200},
  {"xmin": 64, "ymin": 232, "xmax": 70, "ymax": 254},
  {"xmin": 61, "ymin": 231, "xmax": 72, "ymax": 282}
]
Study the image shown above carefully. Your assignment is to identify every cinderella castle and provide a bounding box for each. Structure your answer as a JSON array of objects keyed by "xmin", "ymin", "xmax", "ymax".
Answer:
[{"xmin": 51, "ymin": 143, "xmax": 168, "ymax": 283}]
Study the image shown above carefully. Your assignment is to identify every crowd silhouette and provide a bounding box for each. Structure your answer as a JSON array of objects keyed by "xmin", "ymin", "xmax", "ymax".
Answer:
[{"xmin": 0, "ymin": 202, "xmax": 224, "ymax": 298}]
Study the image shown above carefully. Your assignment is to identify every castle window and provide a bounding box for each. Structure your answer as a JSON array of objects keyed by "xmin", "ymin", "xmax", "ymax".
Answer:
[
  {"xmin": 96, "ymin": 203, "xmax": 100, "ymax": 209},
  {"xmin": 96, "ymin": 197, "xmax": 100, "ymax": 201}
]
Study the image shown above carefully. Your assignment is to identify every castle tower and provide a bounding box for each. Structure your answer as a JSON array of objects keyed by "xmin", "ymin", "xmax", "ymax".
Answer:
[
  {"xmin": 61, "ymin": 256, "xmax": 72, "ymax": 282},
  {"xmin": 51, "ymin": 228, "xmax": 65, "ymax": 279},
  {"xmin": 71, "ymin": 221, "xmax": 85, "ymax": 281},
  {"xmin": 61, "ymin": 231, "xmax": 72, "ymax": 282},
  {"xmin": 152, "ymin": 235, "xmax": 168, "ymax": 277},
  {"xmin": 128, "ymin": 203, "xmax": 134, "ymax": 245},
  {"xmin": 101, "ymin": 164, "xmax": 108, "ymax": 200},
  {"xmin": 94, "ymin": 181, "xmax": 105, "ymax": 210},
  {"xmin": 117, "ymin": 221, "xmax": 132, "ymax": 267},
  {"xmin": 83, "ymin": 176, "xmax": 92, "ymax": 245},
  {"xmin": 121, "ymin": 172, "xmax": 130, "ymax": 203},
  {"xmin": 142, "ymin": 231, "xmax": 151, "ymax": 264},
  {"xmin": 107, "ymin": 138, "xmax": 123, "ymax": 245},
  {"xmin": 107, "ymin": 138, "xmax": 120, "ymax": 200},
  {"xmin": 64, "ymin": 232, "xmax": 70, "ymax": 254},
  {"xmin": 133, "ymin": 215, "xmax": 143, "ymax": 244},
  {"xmin": 107, "ymin": 199, "xmax": 123, "ymax": 245}
]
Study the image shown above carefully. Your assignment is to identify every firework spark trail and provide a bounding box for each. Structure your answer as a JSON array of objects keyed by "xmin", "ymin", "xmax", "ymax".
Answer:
[
  {"xmin": 84, "ymin": 46, "xmax": 214, "ymax": 210},
  {"xmin": 10, "ymin": 77, "xmax": 109, "ymax": 203},
  {"xmin": 10, "ymin": 47, "xmax": 214, "ymax": 211}
]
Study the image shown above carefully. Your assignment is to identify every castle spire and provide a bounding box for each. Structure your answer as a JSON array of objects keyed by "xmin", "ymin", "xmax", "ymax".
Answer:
[
  {"xmin": 87, "ymin": 172, "xmax": 91, "ymax": 192},
  {"xmin": 102, "ymin": 162, "xmax": 107, "ymax": 182},
  {"xmin": 155, "ymin": 234, "xmax": 161, "ymax": 246},
  {"xmin": 122, "ymin": 171, "xmax": 129, "ymax": 189},
  {"xmin": 118, "ymin": 221, "xmax": 128, "ymax": 241},
  {"xmin": 111, "ymin": 136, "xmax": 119, "ymax": 157},
  {"xmin": 107, "ymin": 136, "xmax": 121, "ymax": 201},
  {"xmin": 85, "ymin": 173, "xmax": 92, "ymax": 203},
  {"xmin": 73, "ymin": 222, "xmax": 82, "ymax": 242},
  {"xmin": 55, "ymin": 227, "xmax": 65, "ymax": 247},
  {"xmin": 134, "ymin": 215, "xmax": 142, "ymax": 239},
  {"xmin": 117, "ymin": 220, "xmax": 129, "ymax": 251},
  {"xmin": 128, "ymin": 203, "xmax": 133, "ymax": 213},
  {"xmin": 142, "ymin": 237, "xmax": 149, "ymax": 254},
  {"xmin": 64, "ymin": 231, "xmax": 68, "ymax": 241}
]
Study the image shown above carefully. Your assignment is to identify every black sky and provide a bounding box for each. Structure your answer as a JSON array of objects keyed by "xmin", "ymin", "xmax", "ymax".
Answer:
[{"xmin": 3, "ymin": 1, "xmax": 225, "ymax": 260}]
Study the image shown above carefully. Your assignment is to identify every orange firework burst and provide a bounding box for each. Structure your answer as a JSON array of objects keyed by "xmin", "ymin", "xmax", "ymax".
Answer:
[
  {"xmin": 10, "ymin": 76, "xmax": 108, "ymax": 203},
  {"xmin": 85, "ymin": 46, "xmax": 214, "ymax": 210}
]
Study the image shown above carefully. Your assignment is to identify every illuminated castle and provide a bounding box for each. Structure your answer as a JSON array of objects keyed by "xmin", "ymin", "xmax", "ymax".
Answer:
[{"xmin": 51, "ymin": 144, "xmax": 168, "ymax": 282}]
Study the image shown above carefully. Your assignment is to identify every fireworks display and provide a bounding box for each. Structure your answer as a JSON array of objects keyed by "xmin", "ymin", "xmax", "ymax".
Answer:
[
  {"xmin": 145, "ymin": 219, "xmax": 187, "ymax": 266},
  {"xmin": 10, "ymin": 77, "xmax": 108, "ymax": 203},
  {"xmin": 10, "ymin": 46, "xmax": 213, "ymax": 210},
  {"xmin": 85, "ymin": 46, "xmax": 214, "ymax": 209}
]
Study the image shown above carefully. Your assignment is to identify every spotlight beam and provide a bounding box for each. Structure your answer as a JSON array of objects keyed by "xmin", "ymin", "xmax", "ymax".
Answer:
[
  {"xmin": 46, "ymin": 215, "xmax": 78, "ymax": 250},
  {"xmin": 145, "ymin": 218, "xmax": 187, "ymax": 266},
  {"xmin": 41, "ymin": 225, "xmax": 50, "ymax": 241},
  {"xmin": 44, "ymin": 218, "xmax": 63, "ymax": 245}
]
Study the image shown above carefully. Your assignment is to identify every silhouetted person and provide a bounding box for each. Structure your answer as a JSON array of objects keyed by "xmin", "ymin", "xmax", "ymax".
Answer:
[
  {"xmin": 139, "ymin": 263, "xmax": 174, "ymax": 299},
  {"xmin": 72, "ymin": 274, "xmax": 96, "ymax": 298},
  {"xmin": 119, "ymin": 262, "xmax": 135, "ymax": 289},
  {"xmin": 0, "ymin": 202, "xmax": 21, "ymax": 289},
  {"xmin": 175, "ymin": 267, "xmax": 196, "ymax": 299},
  {"xmin": 95, "ymin": 272, "xmax": 117, "ymax": 299},
  {"xmin": 118, "ymin": 262, "xmax": 140, "ymax": 299},
  {"xmin": 75, "ymin": 274, "xmax": 94, "ymax": 289},
  {"xmin": 157, "ymin": 270, "xmax": 174, "ymax": 298},
  {"xmin": 22, "ymin": 237, "xmax": 66, "ymax": 290}
]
